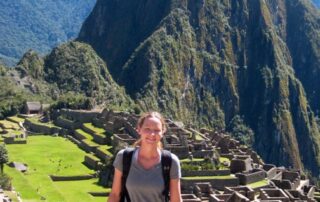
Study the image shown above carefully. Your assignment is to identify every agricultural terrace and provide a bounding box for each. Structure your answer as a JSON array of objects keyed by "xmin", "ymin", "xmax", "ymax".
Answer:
[{"xmin": 6, "ymin": 135, "xmax": 109, "ymax": 202}]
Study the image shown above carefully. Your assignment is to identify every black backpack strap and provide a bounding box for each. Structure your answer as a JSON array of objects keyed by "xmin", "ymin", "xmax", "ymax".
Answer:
[
  {"xmin": 161, "ymin": 150, "xmax": 172, "ymax": 202},
  {"xmin": 120, "ymin": 148, "xmax": 135, "ymax": 202}
]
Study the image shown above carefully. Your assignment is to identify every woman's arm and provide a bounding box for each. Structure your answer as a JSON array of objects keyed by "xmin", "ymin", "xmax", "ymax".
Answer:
[
  {"xmin": 170, "ymin": 178, "xmax": 182, "ymax": 202},
  {"xmin": 107, "ymin": 168, "xmax": 122, "ymax": 202}
]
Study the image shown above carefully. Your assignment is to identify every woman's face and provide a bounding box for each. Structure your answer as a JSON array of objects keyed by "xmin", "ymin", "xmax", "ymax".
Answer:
[{"xmin": 137, "ymin": 116, "xmax": 164, "ymax": 146}]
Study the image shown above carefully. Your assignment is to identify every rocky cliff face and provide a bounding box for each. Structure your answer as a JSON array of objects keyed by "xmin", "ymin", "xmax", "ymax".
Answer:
[{"xmin": 78, "ymin": 0, "xmax": 320, "ymax": 175}]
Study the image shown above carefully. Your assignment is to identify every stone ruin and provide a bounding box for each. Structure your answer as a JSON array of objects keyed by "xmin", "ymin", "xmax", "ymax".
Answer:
[{"xmin": 23, "ymin": 108, "xmax": 320, "ymax": 201}]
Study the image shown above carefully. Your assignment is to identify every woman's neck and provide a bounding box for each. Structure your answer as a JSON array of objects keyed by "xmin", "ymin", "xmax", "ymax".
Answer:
[{"xmin": 138, "ymin": 145, "xmax": 160, "ymax": 159}]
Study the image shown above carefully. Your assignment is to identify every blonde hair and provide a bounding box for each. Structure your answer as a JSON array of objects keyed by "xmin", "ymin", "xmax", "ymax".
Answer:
[{"xmin": 133, "ymin": 111, "xmax": 167, "ymax": 149}]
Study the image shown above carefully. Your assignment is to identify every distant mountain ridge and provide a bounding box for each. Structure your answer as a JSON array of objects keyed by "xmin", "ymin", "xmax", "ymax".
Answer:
[
  {"xmin": 78, "ymin": 0, "xmax": 320, "ymax": 176},
  {"xmin": 0, "ymin": 0, "xmax": 96, "ymax": 66}
]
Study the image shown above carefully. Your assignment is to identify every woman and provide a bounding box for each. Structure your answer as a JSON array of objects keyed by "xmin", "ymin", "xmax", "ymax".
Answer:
[{"xmin": 108, "ymin": 111, "xmax": 182, "ymax": 202}]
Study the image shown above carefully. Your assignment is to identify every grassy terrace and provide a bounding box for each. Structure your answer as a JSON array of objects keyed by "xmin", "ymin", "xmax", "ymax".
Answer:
[
  {"xmin": 97, "ymin": 145, "xmax": 113, "ymax": 157},
  {"xmin": 180, "ymin": 158, "xmax": 204, "ymax": 163},
  {"xmin": 83, "ymin": 123, "xmax": 106, "ymax": 134},
  {"xmin": 3, "ymin": 129, "xmax": 23, "ymax": 136},
  {"xmin": 6, "ymin": 136, "xmax": 107, "ymax": 202},
  {"xmin": 82, "ymin": 139, "xmax": 100, "ymax": 147},
  {"xmin": 75, "ymin": 129, "xmax": 93, "ymax": 140},
  {"xmin": 0, "ymin": 120, "xmax": 20, "ymax": 129},
  {"xmin": 27, "ymin": 117, "xmax": 58, "ymax": 128},
  {"xmin": 314, "ymin": 192, "xmax": 320, "ymax": 202},
  {"xmin": 7, "ymin": 116, "xmax": 25, "ymax": 123},
  {"xmin": 247, "ymin": 179, "xmax": 269, "ymax": 189},
  {"xmin": 195, "ymin": 134, "xmax": 204, "ymax": 141}
]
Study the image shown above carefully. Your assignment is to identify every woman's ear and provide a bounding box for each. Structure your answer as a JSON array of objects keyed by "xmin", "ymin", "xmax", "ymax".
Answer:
[{"xmin": 136, "ymin": 127, "xmax": 141, "ymax": 135}]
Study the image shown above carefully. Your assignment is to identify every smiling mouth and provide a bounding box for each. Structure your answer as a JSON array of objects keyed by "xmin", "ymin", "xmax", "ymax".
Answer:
[{"xmin": 146, "ymin": 138, "xmax": 156, "ymax": 143}]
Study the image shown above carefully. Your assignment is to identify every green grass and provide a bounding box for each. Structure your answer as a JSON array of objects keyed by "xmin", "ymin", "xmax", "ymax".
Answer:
[
  {"xmin": 0, "ymin": 120, "xmax": 19, "ymax": 130},
  {"xmin": 219, "ymin": 157, "xmax": 230, "ymax": 163},
  {"xmin": 247, "ymin": 179, "xmax": 269, "ymax": 189},
  {"xmin": 180, "ymin": 158, "xmax": 204, "ymax": 163},
  {"xmin": 7, "ymin": 116, "xmax": 24, "ymax": 123},
  {"xmin": 96, "ymin": 146, "xmax": 113, "ymax": 157},
  {"xmin": 27, "ymin": 117, "xmax": 58, "ymax": 128},
  {"xmin": 182, "ymin": 175, "xmax": 236, "ymax": 180},
  {"xmin": 75, "ymin": 129, "xmax": 93, "ymax": 140},
  {"xmin": 4, "ymin": 129, "xmax": 23, "ymax": 136},
  {"xmin": 6, "ymin": 135, "xmax": 107, "ymax": 202},
  {"xmin": 195, "ymin": 134, "xmax": 204, "ymax": 141},
  {"xmin": 52, "ymin": 179, "xmax": 108, "ymax": 202},
  {"xmin": 83, "ymin": 123, "xmax": 106, "ymax": 134},
  {"xmin": 82, "ymin": 139, "xmax": 100, "ymax": 147},
  {"xmin": 86, "ymin": 153, "xmax": 100, "ymax": 161}
]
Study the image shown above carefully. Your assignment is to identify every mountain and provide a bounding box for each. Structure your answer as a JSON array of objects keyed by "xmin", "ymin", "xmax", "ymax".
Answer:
[
  {"xmin": 78, "ymin": 0, "xmax": 320, "ymax": 176},
  {"xmin": 0, "ymin": 41, "xmax": 134, "ymax": 119},
  {"xmin": 0, "ymin": 0, "xmax": 96, "ymax": 66}
]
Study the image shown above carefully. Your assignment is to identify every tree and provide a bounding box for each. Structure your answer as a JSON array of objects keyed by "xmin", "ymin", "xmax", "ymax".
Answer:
[
  {"xmin": 0, "ymin": 144, "xmax": 9, "ymax": 174},
  {"xmin": 226, "ymin": 115, "xmax": 255, "ymax": 147}
]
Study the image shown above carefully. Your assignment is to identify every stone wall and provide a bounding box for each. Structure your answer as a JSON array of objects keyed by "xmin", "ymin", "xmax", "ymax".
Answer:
[
  {"xmin": 166, "ymin": 146, "xmax": 189, "ymax": 159},
  {"xmin": 84, "ymin": 154, "xmax": 101, "ymax": 170},
  {"xmin": 4, "ymin": 137, "xmax": 27, "ymax": 144},
  {"xmin": 181, "ymin": 178, "xmax": 239, "ymax": 191},
  {"xmin": 282, "ymin": 171, "xmax": 300, "ymax": 189},
  {"xmin": 112, "ymin": 133, "xmax": 137, "ymax": 150},
  {"xmin": 54, "ymin": 116, "xmax": 81, "ymax": 130},
  {"xmin": 50, "ymin": 174, "xmax": 94, "ymax": 181},
  {"xmin": 230, "ymin": 157, "xmax": 252, "ymax": 174},
  {"xmin": 236, "ymin": 169, "xmax": 267, "ymax": 185},
  {"xmin": 24, "ymin": 119, "xmax": 61, "ymax": 135},
  {"xmin": 181, "ymin": 194, "xmax": 201, "ymax": 202},
  {"xmin": 192, "ymin": 150, "xmax": 214, "ymax": 158},
  {"xmin": 260, "ymin": 188, "xmax": 290, "ymax": 201},
  {"xmin": 263, "ymin": 164, "xmax": 277, "ymax": 179},
  {"xmin": 92, "ymin": 133, "xmax": 108, "ymax": 145},
  {"xmin": 58, "ymin": 109, "xmax": 100, "ymax": 123},
  {"xmin": 95, "ymin": 147, "xmax": 112, "ymax": 162},
  {"xmin": 74, "ymin": 130, "xmax": 87, "ymax": 140},
  {"xmin": 224, "ymin": 186, "xmax": 255, "ymax": 201},
  {"xmin": 79, "ymin": 140, "xmax": 99, "ymax": 153},
  {"xmin": 271, "ymin": 179, "xmax": 293, "ymax": 189},
  {"xmin": 182, "ymin": 170, "xmax": 231, "ymax": 177},
  {"xmin": 67, "ymin": 135, "xmax": 81, "ymax": 145}
]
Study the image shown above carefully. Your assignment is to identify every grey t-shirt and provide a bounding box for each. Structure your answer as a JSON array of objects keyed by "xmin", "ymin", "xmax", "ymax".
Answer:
[{"xmin": 113, "ymin": 148, "xmax": 181, "ymax": 202}]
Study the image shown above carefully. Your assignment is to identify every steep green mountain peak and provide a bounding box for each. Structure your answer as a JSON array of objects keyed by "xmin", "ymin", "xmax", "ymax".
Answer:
[{"xmin": 78, "ymin": 0, "xmax": 320, "ymax": 176}]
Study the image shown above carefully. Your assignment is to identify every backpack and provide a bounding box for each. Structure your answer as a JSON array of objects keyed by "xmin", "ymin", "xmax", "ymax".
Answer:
[{"xmin": 120, "ymin": 148, "xmax": 172, "ymax": 202}]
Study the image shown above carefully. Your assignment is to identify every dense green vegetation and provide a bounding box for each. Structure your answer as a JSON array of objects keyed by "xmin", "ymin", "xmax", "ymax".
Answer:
[
  {"xmin": 0, "ymin": 41, "xmax": 136, "ymax": 119},
  {"xmin": 0, "ymin": 173, "xmax": 12, "ymax": 191},
  {"xmin": 226, "ymin": 115, "xmax": 255, "ymax": 147},
  {"xmin": 0, "ymin": 144, "xmax": 9, "ymax": 173},
  {"xmin": 0, "ymin": 0, "xmax": 96, "ymax": 66}
]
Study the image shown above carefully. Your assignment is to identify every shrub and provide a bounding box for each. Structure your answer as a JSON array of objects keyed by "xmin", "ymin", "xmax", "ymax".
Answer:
[
  {"xmin": 0, "ymin": 173, "xmax": 12, "ymax": 190},
  {"xmin": 226, "ymin": 115, "xmax": 255, "ymax": 147}
]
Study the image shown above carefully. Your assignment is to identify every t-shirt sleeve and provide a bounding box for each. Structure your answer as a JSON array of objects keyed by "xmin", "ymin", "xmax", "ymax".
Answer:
[
  {"xmin": 170, "ymin": 153, "xmax": 181, "ymax": 179},
  {"xmin": 113, "ymin": 149, "xmax": 125, "ymax": 172}
]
